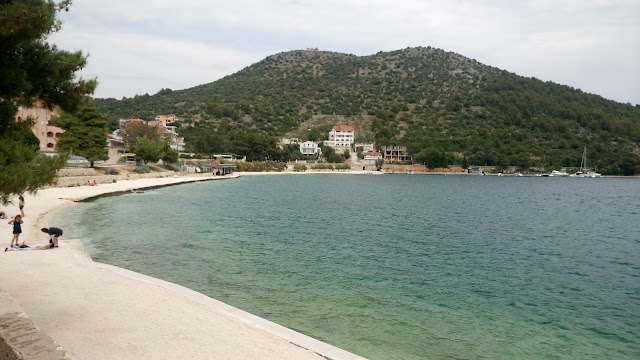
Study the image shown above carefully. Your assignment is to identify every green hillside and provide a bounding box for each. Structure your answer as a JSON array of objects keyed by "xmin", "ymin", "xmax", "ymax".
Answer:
[{"xmin": 94, "ymin": 47, "xmax": 640, "ymax": 174}]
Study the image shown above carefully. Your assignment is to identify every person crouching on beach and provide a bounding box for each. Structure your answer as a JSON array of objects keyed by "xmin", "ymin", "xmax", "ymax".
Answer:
[
  {"xmin": 41, "ymin": 227, "xmax": 63, "ymax": 248},
  {"xmin": 9, "ymin": 215, "xmax": 24, "ymax": 247}
]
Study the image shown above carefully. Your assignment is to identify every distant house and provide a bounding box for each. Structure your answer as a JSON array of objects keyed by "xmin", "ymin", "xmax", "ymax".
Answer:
[
  {"xmin": 155, "ymin": 114, "xmax": 180, "ymax": 125},
  {"xmin": 212, "ymin": 154, "xmax": 246, "ymax": 162},
  {"xmin": 15, "ymin": 102, "xmax": 63, "ymax": 153},
  {"xmin": 300, "ymin": 141, "xmax": 320, "ymax": 156},
  {"xmin": 324, "ymin": 125, "xmax": 354, "ymax": 150},
  {"xmin": 108, "ymin": 131, "xmax": 124, "ymax": 147},
  {"xmin": 181, "ymin": 160, "xmax": 201, "ymax": 173},
  {"xmin": 164, "ymin": 125, "xmax": 185, "ymax": 151},
  {"xmin": 362, "ymin": 151, "xmax": 383, "ymax": 165},
  {"xmin": 118, "ymin": 117, "xmax": 184, "ymax": 151},
  {"xmin": 381, "ymin": 146, "xmax": 412, "ymax": 163}
]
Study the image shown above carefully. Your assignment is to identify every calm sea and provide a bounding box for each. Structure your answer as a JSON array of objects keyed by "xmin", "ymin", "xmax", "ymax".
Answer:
[{"xmin": 56, "ymin": 175, "xmax": 640, "ymax": 359}]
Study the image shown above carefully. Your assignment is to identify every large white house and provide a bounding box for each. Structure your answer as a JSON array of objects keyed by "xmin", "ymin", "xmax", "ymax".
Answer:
[
  {"xmin": 300, "ymin": 141, "xmax": 320, "ymax": 156},
  {"xmin": 324, "ymin": 125, "xmax": 354, "ymax": 150}
]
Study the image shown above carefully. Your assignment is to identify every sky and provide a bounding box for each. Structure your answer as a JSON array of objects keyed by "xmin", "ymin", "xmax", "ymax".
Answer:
[{"xmin": 50, "ymin": 0, "xmax": 640, "ymax": 105}]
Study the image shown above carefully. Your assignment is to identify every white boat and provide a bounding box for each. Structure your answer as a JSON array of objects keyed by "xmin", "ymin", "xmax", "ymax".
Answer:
[
  {"xmin": 549, "ymin": 170, "xmax": 569, "ymax": 177},
  {"xmin": 570, "ymin": 147, "xmax": 601, "ymax": 178}
]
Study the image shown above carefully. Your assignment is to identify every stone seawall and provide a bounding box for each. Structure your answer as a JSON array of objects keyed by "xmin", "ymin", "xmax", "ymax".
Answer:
[{"xmin": 0, "ymin": 291, "xmax": 67, "ymax": 360}]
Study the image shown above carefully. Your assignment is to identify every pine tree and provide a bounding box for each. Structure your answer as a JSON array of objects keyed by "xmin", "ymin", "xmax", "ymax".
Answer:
[
  {"xmin": 0, "ymin": 0, "xmax": 96, "ymax": 204},
  {"xmin": 53, "ymin": 101, "xmax": 109, "ymax": 167}
]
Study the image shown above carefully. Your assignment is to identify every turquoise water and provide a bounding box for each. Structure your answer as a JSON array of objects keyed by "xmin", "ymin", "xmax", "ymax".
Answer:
[{"xmin": 56, "ymin": 175, "xmax": 640, "ymax": 359}]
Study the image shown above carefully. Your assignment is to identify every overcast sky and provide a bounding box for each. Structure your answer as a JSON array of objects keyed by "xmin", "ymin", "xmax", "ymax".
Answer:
[{"xmin": 50, "ymin": 0, "xmax": 639, "ymax": 105}]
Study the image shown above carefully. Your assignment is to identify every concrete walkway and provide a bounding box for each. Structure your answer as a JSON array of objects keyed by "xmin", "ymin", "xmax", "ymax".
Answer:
[{"xmin": 0, "ymin": 176, "xmax": 366, "ymax": 360}]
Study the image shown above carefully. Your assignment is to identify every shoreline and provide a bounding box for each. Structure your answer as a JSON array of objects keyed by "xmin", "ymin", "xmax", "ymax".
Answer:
[{"xmin": 0, "ymin": 174, "xmax": 366, "ymax": 360}]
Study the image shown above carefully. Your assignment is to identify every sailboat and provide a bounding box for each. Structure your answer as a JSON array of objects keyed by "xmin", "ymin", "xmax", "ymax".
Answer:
[{"xmin": 570, "ymin": 146, "xmax": 601, "ymax": 178}]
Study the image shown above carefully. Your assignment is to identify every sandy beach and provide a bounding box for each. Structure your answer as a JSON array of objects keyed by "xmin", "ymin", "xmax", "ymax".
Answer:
[{"xmin": 0, "ymin": 175, "xmax": 366, "ymax": 360}]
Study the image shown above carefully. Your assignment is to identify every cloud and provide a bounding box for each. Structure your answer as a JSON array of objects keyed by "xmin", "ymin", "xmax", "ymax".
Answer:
[{"xmin": 50, "ymin": 0, "xmax": 639, "ymax": 104}]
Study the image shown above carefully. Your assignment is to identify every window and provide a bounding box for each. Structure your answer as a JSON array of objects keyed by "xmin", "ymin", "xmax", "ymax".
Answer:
[
  {"xmin": 47, "ymin": 132, "xmax": 54, "ymax": 137},
  {"xmin": 47, "ymin": 143, "xmax": 54, "ymax": 148}
]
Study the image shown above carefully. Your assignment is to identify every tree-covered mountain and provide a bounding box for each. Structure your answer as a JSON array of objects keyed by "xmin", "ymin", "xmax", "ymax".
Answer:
[{"xmin": 94, "ymin": 47, "xmax": 640, "ymax": 174}]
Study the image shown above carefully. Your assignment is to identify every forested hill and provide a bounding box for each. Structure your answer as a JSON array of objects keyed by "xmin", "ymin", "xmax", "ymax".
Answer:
[{"xmin": 94, "ymin": 47, "xmax": 640, "ymax": 174}]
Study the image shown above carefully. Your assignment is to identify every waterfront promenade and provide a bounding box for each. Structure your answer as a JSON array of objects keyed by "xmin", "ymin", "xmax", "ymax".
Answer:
[{"xmin": 0, "ymin": 175, "xmax": 365, "ymax": 360}]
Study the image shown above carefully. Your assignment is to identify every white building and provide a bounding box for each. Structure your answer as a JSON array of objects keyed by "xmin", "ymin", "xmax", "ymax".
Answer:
[
  {"xmin": 324, "ymin": 125, "xmax": 355, "ymax": 150},
  {"xmin": 300, "ymin": 141, "xmax": 320, "ymax": 156},
  {"xmin": 362, "ymin": 151, "xmax": 383, "ymax": 165},
  {"xmin": 164, "ymin": 126, "xmax": 185, "ymax": 151}
]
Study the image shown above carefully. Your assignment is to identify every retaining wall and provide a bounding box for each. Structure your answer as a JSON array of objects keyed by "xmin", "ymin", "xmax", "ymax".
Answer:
[{"xmin": 0, "ymin": 291, "xmax": 67, "ymax": 360}]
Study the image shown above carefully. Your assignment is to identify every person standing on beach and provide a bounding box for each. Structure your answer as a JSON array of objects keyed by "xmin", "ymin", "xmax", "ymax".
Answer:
[
  {"xmin": 18, "ymin": 195, "xmax": 25, "ymax": 218},
  {"xmin": 9, "ymin": 215, "xmax": 24, "ymax": 247},
  {"xmin": 41, "ymin": 227, "xmax": 63, "ymax": 248}
]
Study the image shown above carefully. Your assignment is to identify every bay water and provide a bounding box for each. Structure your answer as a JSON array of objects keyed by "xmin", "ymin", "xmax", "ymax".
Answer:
[{"xmin": 56, "ymin": 175, "xmax": 640, "ymax": 359}]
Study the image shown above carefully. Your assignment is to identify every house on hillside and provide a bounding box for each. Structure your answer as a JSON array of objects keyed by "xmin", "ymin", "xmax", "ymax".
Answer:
[
  {"xmin": 117, "ymin": 117, "xmax": 184, "ymax": 151},
  {"xmin": 212, "ymin": 154, "xmax": 246, "ymax": 162},
  {"xmin": 155, "ymin": 114, "xmax": 180, "ymax": 125},
  {"xmin": 381, "ymin": 146, "xmax": 412, "ymax": 163},
  {"xmin": 15, "ymin": 102, "xmax": 63, "ymax": 153},
  {"xmin": 324, "ymin": 125, "xmax": 354, "ymax": 150},
  {"xmin": 300, "ymin": 141, "xmax": 321, "ymax": 156},
  {"xmin": 362, "ymin": 151, "xmax": 383, "ymax": 165}
]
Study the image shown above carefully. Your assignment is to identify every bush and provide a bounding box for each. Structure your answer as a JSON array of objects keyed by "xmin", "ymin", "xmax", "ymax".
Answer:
[
  {"xmin": 311, "ymin": 164, "xmax": 334, "ymax": 170},
  {"xmin": 334, "ymin": 164, "xmax": 351, "ymax": 170},
  {"xmin": 134, "ymin": 165, "xmax": 151, "ymax": 174},
  {"xmin": 269, "ymin": 162, "xmax": 287, "ymax": 172},
  {"xmin": 107, "ymin": 169, "xmax": 119, "ymax": 175},
  {"xmin": 293, "ymin": 164, "xmax": 307, "ymax": 172}
]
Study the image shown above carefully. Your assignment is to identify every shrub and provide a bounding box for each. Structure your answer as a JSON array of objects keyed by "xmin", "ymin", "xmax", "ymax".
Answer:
[
  {"xmin": 107, "ymin": 169, "xmax": 119, "ymax": 175},
  {"xmin": 134, "ymin": 165, "xmax": 151, "ymax": 174},
  {"xmin": 293, "ymin": 164, "xmax": 307, "ymax": 172},
  {"xmin": 269, "ymin": 162, "xmax": 287, "ymax": 172},
  {"xmin": 311, "ymin": 164, "xmax": 334, "ymax": 170}
]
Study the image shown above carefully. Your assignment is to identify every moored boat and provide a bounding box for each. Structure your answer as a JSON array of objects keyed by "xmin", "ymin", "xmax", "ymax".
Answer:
[{"xmin": 571, "ymin": 147, "xmax": 601, "ymax": 178}]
